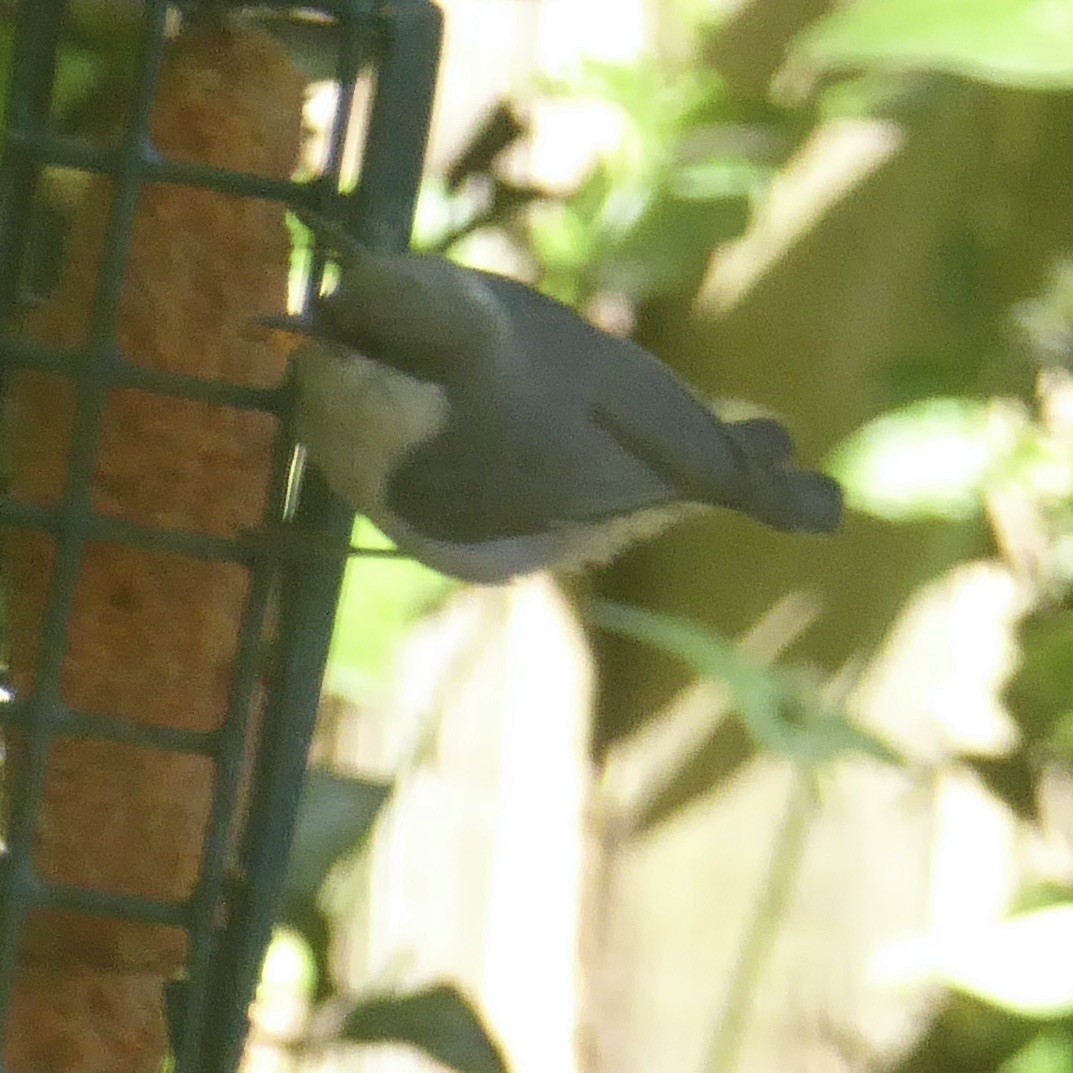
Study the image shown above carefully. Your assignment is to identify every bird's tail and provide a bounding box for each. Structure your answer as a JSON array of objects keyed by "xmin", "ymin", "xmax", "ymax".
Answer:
[{"xmin": 724, "ymin": 417, "xmax": 843, "ymax": 534}]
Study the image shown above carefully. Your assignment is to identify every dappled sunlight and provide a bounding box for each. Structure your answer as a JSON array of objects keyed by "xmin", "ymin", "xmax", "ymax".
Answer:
[
  {"xmin": 580, "ymin": 558, "xmax": 1038, "ymax": 1073},
  {"xmin": 702, "ymin": 118, "xmax": 903, "ymax": 314},
  {"xmin": 8, "ymin": 2, "xmax": 1073, "ymax": 1072},
  {"xmin": 243, "ymin": 3, "xmax": 1073, "ymax": 1073},
  {"xmin": 334, "ymin": 578, "xmax": 591, "ymax": 1073}
]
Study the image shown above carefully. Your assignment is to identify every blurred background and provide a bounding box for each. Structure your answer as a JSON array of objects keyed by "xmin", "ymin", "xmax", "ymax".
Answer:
[
  {"xmin": 262, "ymin": 1, "xmax": 1073, "ymax": 1072},
  {"xmin": 276, "ymin": 1, "xmax": 1073, "ymax": 1071},
  {"xmin": 17, "ymin": 0, "xmax": 1073, "ymax": 1071}
]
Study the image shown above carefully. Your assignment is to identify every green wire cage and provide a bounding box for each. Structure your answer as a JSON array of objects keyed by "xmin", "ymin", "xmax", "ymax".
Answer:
[{"xmin": 0, "ymin": 2, "xmax": 441, "ymax": 1070}]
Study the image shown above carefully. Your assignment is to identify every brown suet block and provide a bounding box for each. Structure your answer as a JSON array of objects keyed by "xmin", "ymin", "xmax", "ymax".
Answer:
[
  {"xmin": 3, "ymin": 16, "xmax": 305, "ymax": 1042},
  {"xmin": 6, "ymin": 968, "xmax": 168, "ymax": 1073}
]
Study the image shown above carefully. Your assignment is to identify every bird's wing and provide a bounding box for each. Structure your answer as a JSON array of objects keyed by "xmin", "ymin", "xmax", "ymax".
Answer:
[
  {"xmin": 385, "ymin": 404, "xmax": 677, "ymax": 544},
  {"xmin": 474, "ymin": 273, "xmax": 843, "ymax": 535},
  {"xmin": 388, "ymin": 268, "xmax": 841, "ymax": 543},
  {"xmin": 377, "ymin": 268, "xmax": 684, "ymax": 545}
]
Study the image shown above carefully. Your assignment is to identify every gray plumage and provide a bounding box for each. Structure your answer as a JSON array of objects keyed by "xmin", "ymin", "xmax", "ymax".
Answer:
[{"xmin": 272, "ymin": 231, "xmax": 841, "ymax": 584}]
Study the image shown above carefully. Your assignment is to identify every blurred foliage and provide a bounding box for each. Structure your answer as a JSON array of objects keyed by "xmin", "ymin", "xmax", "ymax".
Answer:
[
  {"xmin": 1017, "ymin": 259, "xmax": 1073, "ymax": 369},
  {"xmin": 1005, "ymin": 611, "xmax": 1073, "ymax": 758},
  {"xmin": 524, "ymin": 58, "xmax": 789, "ymax": 306},
  {"xmin": 891, "ymin": 991, "xmax": 1073, "ymax": 1073},
  {"xmin": 326, "ymin": 517, "xmax": 455, "ymax": 702},
  {"xmin": 306, "ymin": 0, "xmax": 1073, "ymax": 1069},
  {"xmin": 319, "ymin": 984, "xmax": 509, "ymax": 1073},
  {"xmin": 830, "ymin": 398, "xmax": 1007, "ymax": 522},
  {"xmin": 274, "ymin": 759, "xmax": 503, "ymax": 1072},
  {"xmin": 8, "ymin": 1, "xmax": 1073, "ymax": 1071},
  {"xmin": 783, "ymin": 3, "xmax": 1073, "ymax": 1072},
  {"xmin": 0, "ymin": 1, "xmax": 140, "ymax": 135},
  {"xmin": 587, "ymin": 598, "xmax": 900, "ymax": 1055},
  {"xmin": 829, "ymin": 394, "xmax": 1073, "ymax": 526},
  {"xmin": 794, "ymin": 0, "xmax": 1073, "ymax": 91},
  {"xmin": 929, "ymin": 903, "xmax": 1073, "ymax": 1019},
  {"xmin": 417, "ymin": 36, "xmax": 806, "ymax": 308},
  {"xmin": 592, "ymin": 601, "xmax": 899, "ymax": 770},
  {"xmin": 281, "ymin": 769, "xmax": 391, "ymax": 998}
]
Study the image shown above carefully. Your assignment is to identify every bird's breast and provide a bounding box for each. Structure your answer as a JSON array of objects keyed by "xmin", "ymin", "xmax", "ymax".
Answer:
[{"xmin": 292, "ymin": 344, "xmax": 449, "ymax": 513}]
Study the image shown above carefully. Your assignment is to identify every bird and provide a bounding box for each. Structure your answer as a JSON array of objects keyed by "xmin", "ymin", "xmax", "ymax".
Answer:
[{"xmin": 260, "ymin": 215, "xmax": 842, "ymax": 584}]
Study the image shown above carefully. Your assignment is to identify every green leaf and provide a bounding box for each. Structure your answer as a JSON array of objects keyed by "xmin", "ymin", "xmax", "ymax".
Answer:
[
  {"xmin": 282, "ymin": 769, "xmax": 392, "ymax": 915},
  {"xmin": 592, "ymin": 601, "xmax": 773, "ymax": 697},
  {"xmin": 591, "ymin": 602, "xmax": 900, "ymax": 767},
  {"xmin": 283, "ymin": 902, "xmax": 334, "ymax": 1000},
  {"xmin": 262, "ymin": 928, "xmax": 319, "ymax": 1005},
  {"xmin": 280, "ymin": 771, "xmax": 389, "ymax": 995},
  {"xmin": 827, "ymin": 397, "xmax": 998, "ymax": 521},
  {"xmin": 0, "ymin": 29, "xmax": 12, "ymax": 134},
  {"xmin": 962, "ymin": 753, "xmax": 1040, "ymax": 823},
  {"xmin": 880, "ymin": 349, "xmax": 992, "ymax": 406},
  {"xmin": 592, "ymin": 193, "xmax": 750, "ymax": 299},
  {"xmin": 669, "ymin": 158, "xmax": 769, "ymax": 201},
  {"xmin": 1000, "ymin": 1029, "xmax": 1073, "ymax": 1073},
  {"xmin": 337, "ymin": 984, "xmax": 509, "ymax": 1073},
  {"xmin": 60, "ymin": 0, "xmax": 144, "ymax": 51},
  {"xmin": 796, "ymin": 0, "xmax": 1073, "ymax": 90}
]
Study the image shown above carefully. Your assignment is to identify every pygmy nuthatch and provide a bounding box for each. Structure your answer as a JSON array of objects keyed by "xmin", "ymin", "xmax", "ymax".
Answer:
[{"xmin": 266, "ymin": 220, "xmax": 842, "ymax": 584}]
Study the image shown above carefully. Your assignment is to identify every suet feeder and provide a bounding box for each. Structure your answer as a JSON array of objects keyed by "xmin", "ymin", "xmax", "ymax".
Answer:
[{"xmin": 0, "ymin": 2, "xmax": 441, "ymax": 1070}]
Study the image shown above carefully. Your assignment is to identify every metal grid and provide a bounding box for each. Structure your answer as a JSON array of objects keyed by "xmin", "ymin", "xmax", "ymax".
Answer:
[{"xmin": 0, "ymin": 2, "xmax": 441, "ymax": 1070}]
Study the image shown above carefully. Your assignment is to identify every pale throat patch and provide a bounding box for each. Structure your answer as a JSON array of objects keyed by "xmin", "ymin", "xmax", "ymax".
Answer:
[{"xmin": 292, "ymin": 344, "xmax": 449, "ymax": 510}]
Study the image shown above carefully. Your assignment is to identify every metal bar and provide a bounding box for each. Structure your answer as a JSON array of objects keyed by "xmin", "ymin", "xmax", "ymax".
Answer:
[
  {"xmin": 169, "ymin": 296, "xmax": 311, "ymax": 1068},
  {"xmin": 198, "ymin": 4, "xmax": 443, "ymax": 1069},
  {"xmin": 0, "ymin": 338, "xmax": 290, "ymax": 411},
  {"xmin": 38, "ymin": 882, "xmax": 189, "ymax": 930},
  {"xmin": 115, "ymin": 361, "xmax": 288, "ymax": 412},
  {"xmin": 0, "ymin": 0, "xmax": 83, "ymax": 1042},
  {"xmin": 0, "ymin": 496, "xmax": 401, "ymax": 577},
  {"xmin": 6, "ymin": 131, "xmax": 323, "ymax": 205},
  {"xmin": 201, "ymin": 470, "xmax": 353, "ymax": 1073},
  {"xmin": 347, "ymin": 0, "xmax": 443, "ymax": 250},
  {"xmin": 0, "ymin": 338, "xmax": 285, "ymax": 403},
  {"xmin": 170, "ymin": 517, "xmax": 282, "ymax": 1072},
  {"xmin": 298, "ymin": 0, "xmax": 375, "ymax": 306},
  {"xmin": 0, "ymin": 5, "xmax": 172, "ymax": 1054},
  {"xmin": 0, "ymin": 698, "xmax": 219, "ymax": 756},
  {"xmin": 0, "ymin": 503, "xmax": 258, "ymax": 565},
  {"xmin": 0, "ymin": 2, "xmax": 62, "ymax": 320}
]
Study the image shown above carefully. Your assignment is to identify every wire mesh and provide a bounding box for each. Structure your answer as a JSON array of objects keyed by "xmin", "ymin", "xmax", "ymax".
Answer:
[{"xmin": 0, "ymin": 2, "xmax": 442, "ymax": 1070}]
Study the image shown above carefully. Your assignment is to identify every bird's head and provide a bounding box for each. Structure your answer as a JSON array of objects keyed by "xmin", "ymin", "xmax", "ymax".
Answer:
[
  {"xmin": 327, "ymin": 250, "xmax": 509, "ymax": 382},
  {"xmin": 259, "ymin": 244, "xmax": 509, "ymax": 386}
]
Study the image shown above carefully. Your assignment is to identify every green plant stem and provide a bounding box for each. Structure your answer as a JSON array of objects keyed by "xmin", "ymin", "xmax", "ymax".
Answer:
[{"xmin": 702, "ymin": 768, "xmax": 817, "ymax": 1073}]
